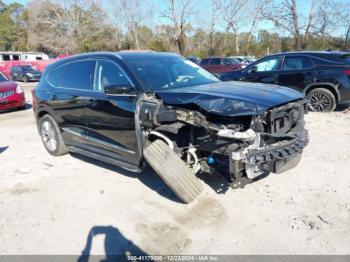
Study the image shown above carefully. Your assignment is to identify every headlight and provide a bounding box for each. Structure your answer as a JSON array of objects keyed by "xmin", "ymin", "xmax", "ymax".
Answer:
[{"xmin": 16, "ymin": 85, "xmax": 24, "ymax": 94}]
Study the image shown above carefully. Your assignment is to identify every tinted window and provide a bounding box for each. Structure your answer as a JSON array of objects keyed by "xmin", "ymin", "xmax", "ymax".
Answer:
[
  {"xmin": 47, "ymin": 66, "xmax": 65, "ymax": 87},
  {"xmin": 210, "ymin": 58, "xmax": 221, "ymax": 65},
  {"xmin": 13, "ymin": 55, "xmax": 20, "ymax": 61},
  {"xmin": 200, "ymin": 59, "xmax": 209, "ymax": 65},
  {"xmin": 125, "ymin": 57, "xmax": 219, "ymax": 92},
  {"xmin": 95, "ymin": 60, "xmax": 131, "ymax": 92},
  {"xmin": 282, "ymin": 56, "xmax": 313, "ymax": 70},
  {"xmin": 2, "ymin": 55, "xmax": 10, "ymax": 61},
  {"xmin": 222, "ymin": 58, "xmax": 240, "ymax": 65},
  {"xmin": 62, "ymin": 61, "xmax": 95, "ymax": 90},
  {"xmin": 0, "ymin": 72, "xmax": 8, "ymax": 82},
  {"xmin": 254, "ymin": 57, "xmax": 280, "ymax": 72}
]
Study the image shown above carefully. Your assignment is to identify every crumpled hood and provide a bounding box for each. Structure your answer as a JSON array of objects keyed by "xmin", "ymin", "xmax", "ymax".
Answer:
[{"xmin": 156, "ymin": 81, "xmax": 304, "ymax": 116}]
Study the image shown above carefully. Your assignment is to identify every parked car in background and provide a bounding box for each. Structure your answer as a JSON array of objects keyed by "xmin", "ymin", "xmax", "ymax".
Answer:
[
  {"xmin": 230, "ymin": 56, "xmax": 250, "ymax": 64},
  {"xmin": 200, "ymin": 57, "xmax": 245, "ymax": 73},
  {"xmin": 218, "ymin": 51, "xmax": 350, "ymax": 112},
  {"xmin": 0, "ymin": 72, "xmax": 25, "ymax": 111},
  {"xmin": 0, "ymin": 51, "xmax": 49, "ymax": 62},
  {"xmin": 32, "ymin": 51, "xmax": 308, "ymax": 203},
  {"xmin": 186, "ymin": 56, "xmax": 201, "ymax": 65},
  {"xmin": 245, "ymin": 56, "xmax": 257, "ymax": 63},
  {"xmin": 10, "ymin": 65, "xmax": 42, "ymax": 82}
]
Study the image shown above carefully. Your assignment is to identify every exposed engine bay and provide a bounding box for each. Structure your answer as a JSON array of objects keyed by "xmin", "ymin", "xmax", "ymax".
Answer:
[{"xmin": 137, "ymin": 93, "xmax": 309, "ymax": 188}]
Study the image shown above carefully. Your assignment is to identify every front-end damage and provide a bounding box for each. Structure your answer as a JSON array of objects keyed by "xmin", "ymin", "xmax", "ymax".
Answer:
[{"xmin": 137, "ymin": 93, "xmax": 309, "ymax": 188}]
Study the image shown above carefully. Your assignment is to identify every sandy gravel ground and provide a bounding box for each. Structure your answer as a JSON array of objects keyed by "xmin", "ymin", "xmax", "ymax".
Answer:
[{"xmin": 0, "ymin": 82, "xmax": 350, "ymax": 256}]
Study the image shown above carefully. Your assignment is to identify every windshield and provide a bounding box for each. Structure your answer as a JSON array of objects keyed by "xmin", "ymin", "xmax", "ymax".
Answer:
[
  {"xmin": 0, "ymin": 72, "xmax": 8, "ymax": 82},
  {"xmin": 124, "ymin": 57, "xmax": 220, "ymax": 92}
]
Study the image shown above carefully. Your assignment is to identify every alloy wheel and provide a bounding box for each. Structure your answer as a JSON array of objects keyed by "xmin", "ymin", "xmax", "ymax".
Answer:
[
  {"xmin": 41, "ymin": 120, "xmax": 58, "ymax": 152},
  {"xmin": 308, "ymin": 91, "xmax": 332, "ymax": 112}
]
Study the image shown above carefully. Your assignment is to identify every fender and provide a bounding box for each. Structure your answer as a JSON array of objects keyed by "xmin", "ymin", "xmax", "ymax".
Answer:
[
  {"xmin": 303, "ymin": 82, "xmax": 341, "ymax": 102},
  {"xmin": 36, "ymin": 104, "xmax": 62, "ymax": 125}
]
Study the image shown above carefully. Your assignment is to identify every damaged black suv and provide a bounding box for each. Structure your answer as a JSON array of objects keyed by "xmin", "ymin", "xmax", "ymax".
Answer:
[{"xmin": 33, "ymin": 52, "xmax": 309, "ymax": 203}]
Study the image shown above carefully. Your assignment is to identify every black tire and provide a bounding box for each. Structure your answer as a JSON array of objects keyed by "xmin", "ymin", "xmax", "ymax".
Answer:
[
  {"xmin": 143, "ymin": 139, "xmax": 203, "ymax": 203},
  {"xmin": 307, "ymin": 88, "xmax": 336, "ymax": 112},
  {"xmin": 38, "ymin": 114, "xmax": 68, "ymax": 156}
]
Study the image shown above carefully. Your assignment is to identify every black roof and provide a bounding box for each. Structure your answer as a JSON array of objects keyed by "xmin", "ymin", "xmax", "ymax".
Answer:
[
  {"xmin": 273, "ymin": 51, "xmax": 350, "ymax": 56},
  {"xmin": 44, "ymin": 51, "xmax": 181, "ymax": 72}
]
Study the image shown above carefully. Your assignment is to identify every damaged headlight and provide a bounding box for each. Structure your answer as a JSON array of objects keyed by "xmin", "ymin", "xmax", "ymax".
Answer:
[{"xmin": 195, "ymin": 98, "xmax": 267, "ymax": 116}]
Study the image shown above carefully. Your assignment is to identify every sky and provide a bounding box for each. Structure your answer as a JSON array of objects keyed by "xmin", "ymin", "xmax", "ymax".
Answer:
[{"xmin": 3, "ymin": 0, "xmax": 314, "ymax": 35}]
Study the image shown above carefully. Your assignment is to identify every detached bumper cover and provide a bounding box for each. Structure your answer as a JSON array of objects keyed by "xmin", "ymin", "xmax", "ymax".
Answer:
[
  {"xmin": 242, "ymin": 130, "xmax": 309, "ymax": 178},
  {"xmin": 246, "ymin": 130, "xmax": 309, "ymax": 166}
]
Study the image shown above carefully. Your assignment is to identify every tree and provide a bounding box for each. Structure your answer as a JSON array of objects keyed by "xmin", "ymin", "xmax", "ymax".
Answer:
[
  {"xmin": 27, "ymin": 0, "xmax": 118, "ymax": 55},
  {"xmin": 0, "ymin": 1, "xmax": 26, "ymax": 50},
  {"xmin": 161, "ymin": 0, "xmax": 196, "ymax": 55},
  {"xmin": 106, "ymin": 0, "xmax": 153, "ymax": 50},
  {"xmin": 220, "ymin": 0, "xmax": 248, "ymax": 54},
  {"xmin": 261, "ymin": 0, "xmax": 318, "ymax": 50}
]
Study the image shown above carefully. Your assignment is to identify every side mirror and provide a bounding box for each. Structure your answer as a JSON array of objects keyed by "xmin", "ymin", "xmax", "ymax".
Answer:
[
  {"xmin": 248, "ymin": 66, "xmax": 257, "ymax": 73},
  {"xmin": 104, "ymin": 84, "xmax": 135, "ymax": 95}
]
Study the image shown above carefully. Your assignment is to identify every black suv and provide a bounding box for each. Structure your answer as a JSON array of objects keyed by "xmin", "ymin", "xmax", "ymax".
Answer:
[
  {"xmin": 33, "ymin": 52, "xmax": 308, "ymax": 203},
  {"xmin": 10, "ymin": 65, "xmax": 42, "ymax": 82},
  {"xmin": 218, "ymin": 51, "xmax": 350, "ymax": 112}
]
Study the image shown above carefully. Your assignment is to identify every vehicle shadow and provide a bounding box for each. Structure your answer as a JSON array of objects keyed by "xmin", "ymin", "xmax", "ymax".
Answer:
[
  {"xmin": 71, "ymin": 153, "xmax": 234, "ymax": 201},
  {"xmin": 336, "ymin": 103, "xmax": 350, "ymax": 112},
  {"xmin": 196, "ymin": 172, "xmax": 231, "ymax": 194},
  {"xmin": 71, "ymin": 153, "xmax": 182, "ymax": 203},
  {"xmin": 23, "ymin": 103, "xmax": 33, "ymax": 110},
  {"xmin": 0, "ymin": 146, "xmax": 9, "ymax": 154},
  {"xmin": 0, "ymin": 103, "xmax": 32, "ymax": 114},
  {"xmin": 77, "ymin": 225, "xmax": 148, "ymax": 262}
]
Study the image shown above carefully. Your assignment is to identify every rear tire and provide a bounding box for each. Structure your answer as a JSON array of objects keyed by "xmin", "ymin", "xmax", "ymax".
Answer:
[
  {"xmin": 307, "ymin": 88, "xmax": 336, "ymax": 112},
  {"xmin": 39, "ymin": 114, "xmax": 68, "ymax": 156},
  {"xmin": 143, "ymin": 139, "xmax": 203, "ymax": 203}
]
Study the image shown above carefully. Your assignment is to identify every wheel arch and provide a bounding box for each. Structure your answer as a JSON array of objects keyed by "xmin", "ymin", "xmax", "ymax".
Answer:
[{"xmin": 304, "ymin": 83, "xmax": 340, "ymax": 103}]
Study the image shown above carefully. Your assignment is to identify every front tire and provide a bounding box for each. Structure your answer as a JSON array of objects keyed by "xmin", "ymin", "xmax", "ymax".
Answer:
[
  {"xmin": 143, "ymin": 139, "xmax": 203, "ymax": 203},
  {"xmin": 39, "ymin": 114, "xmax": 68, "ymax": 156},
  {"xmin": 307, "ymin": 88, "xmax": 336, "ymax": 112}
]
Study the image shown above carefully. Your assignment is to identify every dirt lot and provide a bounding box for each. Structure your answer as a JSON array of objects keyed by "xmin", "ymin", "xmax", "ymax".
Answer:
[{"xmin": 0, "ymin": 82, "xmax": 350, "ymax": 256}]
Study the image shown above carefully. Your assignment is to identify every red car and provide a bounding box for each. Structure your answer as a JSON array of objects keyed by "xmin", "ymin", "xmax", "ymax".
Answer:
[
  {"xmin": 0, "ymin": 72, "xmax": 25, "ymax": 111},
  {"xmin": 200, "ymin": 57, "xmax": 245, "ymax": 73}
]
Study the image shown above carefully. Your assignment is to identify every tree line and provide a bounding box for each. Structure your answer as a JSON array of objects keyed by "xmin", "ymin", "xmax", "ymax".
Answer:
[{"xmin": 1, "ymin": 0, "xmax": 350, "ymax": 58}]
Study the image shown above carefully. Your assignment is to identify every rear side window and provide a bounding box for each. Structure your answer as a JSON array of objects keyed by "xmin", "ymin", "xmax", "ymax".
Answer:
[
  {"xmin": 282, "ymin": 56, "xmax": 314, "ymax": 70},
  {"xmin": 62, "ymin": 60, "xmax": 95, "ymax": 90},
  {"xmin": 47, "ymin": 66, "xmax": 65, "ymax": 87},
  {"xmin": 222, "ymin": 58, "xmax": 239, "ymax": 65},
  {"xmin": 200, "ymin": 59, "xmax": 209, "ymax": 65},
  {"xmin": 210, "ymin": 58, "xmax": 221, "ymax": 65}
]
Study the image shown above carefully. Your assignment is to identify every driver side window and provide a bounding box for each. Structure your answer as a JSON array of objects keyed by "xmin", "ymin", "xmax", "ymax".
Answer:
[
  {"xmin": 254, "ymin": 57, "xmax": 280, "ymax": 72},
  {"xmin": 95, "ymin": 60, "xmax": 132, "ymax": 92}
]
